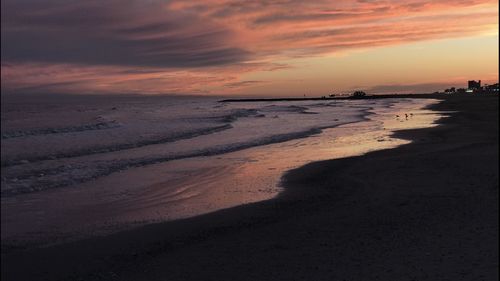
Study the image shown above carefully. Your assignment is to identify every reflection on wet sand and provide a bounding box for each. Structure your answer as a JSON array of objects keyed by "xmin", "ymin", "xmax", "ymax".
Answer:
[{"xmin": 1, "ymin": 99, "xmax": 444, "ymax": 246}]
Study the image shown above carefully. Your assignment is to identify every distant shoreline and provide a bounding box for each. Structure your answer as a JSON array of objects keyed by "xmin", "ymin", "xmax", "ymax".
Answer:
[{"xmin": 219, "ymin": 93, "xmax": 457, "ymax": 102}]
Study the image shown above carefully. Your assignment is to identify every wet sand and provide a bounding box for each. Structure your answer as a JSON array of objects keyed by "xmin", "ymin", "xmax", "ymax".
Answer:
[{"xmin": 1, "ymin": 94, "xmax": 498, "ymax": 281}]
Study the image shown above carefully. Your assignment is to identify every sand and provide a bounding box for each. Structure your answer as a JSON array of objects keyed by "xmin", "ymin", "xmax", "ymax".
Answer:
[{"xmin": 1, "ymin": 94, "xmax": 498, "ymax": 281}]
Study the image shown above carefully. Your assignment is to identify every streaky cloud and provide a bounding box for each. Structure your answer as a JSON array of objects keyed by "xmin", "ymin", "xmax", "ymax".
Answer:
[
  {"xmin": 1, "ymin": 0, "xmax": 251, "ymax": 68},
  {"xmin": 1, "ymin": 0, "xmax": 498, "ymax": 95}
]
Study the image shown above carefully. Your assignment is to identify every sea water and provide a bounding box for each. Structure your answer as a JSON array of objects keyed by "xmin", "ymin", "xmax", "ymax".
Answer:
[{"xmin": 1, "ymin": 95, "xmax": 443, "ymax": 244}]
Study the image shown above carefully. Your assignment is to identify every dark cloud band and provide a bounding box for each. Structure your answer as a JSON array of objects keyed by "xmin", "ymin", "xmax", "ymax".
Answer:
[{"xmin": 1, "ymin": 0, "xmax": 250, "ymax": 68}]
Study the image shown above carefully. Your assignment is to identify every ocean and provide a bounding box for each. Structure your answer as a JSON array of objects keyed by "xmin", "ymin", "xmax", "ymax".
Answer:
[{"xmin": 1, "ymin": 94, "xmax": 443, "ymax": 244}]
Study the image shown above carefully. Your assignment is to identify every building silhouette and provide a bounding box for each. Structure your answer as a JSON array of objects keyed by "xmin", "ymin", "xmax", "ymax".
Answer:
[
  {"xmin": 484, "ymin": 83, "xmax": 499, "ymax": 93},
  {"xmin": 468, "ymin": 80, "xmax": 481, "ymax": 90},
  {"xmin": 441, "ymin": 80, "xmax": 498, "ymax": 94}
]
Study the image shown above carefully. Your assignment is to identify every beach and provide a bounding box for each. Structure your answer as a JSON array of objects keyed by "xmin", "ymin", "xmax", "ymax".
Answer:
[{"xmin": 1, "ymin": 94, "xmax": 498, "ymax": 280}]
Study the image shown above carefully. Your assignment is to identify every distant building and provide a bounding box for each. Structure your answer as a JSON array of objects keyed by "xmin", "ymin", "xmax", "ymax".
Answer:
[
  {"xmin": 468, "ymin": 80, "xmax": 481, "ymax": 90},
  {"xmin": 444, "ymin": 87, "xmax": 456, "ymax": 94},
  {"xmin": 485, "ymin": 83, "xmax": 499, "ymax": 93},
  {"xmin": 442, "ymin": 81, "xmax": 498, "ymax": 94}
]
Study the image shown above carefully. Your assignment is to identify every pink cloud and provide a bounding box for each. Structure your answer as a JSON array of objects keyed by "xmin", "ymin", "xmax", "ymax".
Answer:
[{"xmin": 1, "ymin": 0, "xmax": 498, "ymax": 95}]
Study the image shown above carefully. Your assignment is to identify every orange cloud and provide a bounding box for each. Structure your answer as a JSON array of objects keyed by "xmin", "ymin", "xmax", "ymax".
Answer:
[{"xmin": 1, "ymin": 0, "xmax": 498, "ymax": 95}]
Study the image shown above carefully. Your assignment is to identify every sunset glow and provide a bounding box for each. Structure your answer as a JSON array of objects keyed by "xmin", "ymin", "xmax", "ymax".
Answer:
[{"xmin": 1, "ymin": 0, "xmax": 498, "ymax": 96}]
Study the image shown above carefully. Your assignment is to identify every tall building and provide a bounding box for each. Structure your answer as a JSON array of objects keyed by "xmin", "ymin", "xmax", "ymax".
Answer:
[{"xmin": 468, "ymin": 80, "xmax": 481, "ymax": 90}]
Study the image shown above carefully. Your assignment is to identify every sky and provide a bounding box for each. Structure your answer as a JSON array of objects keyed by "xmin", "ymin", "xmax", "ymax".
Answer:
[{"xmin": 1, "ymin": 0, "xmax": 498, "ymax": 96}]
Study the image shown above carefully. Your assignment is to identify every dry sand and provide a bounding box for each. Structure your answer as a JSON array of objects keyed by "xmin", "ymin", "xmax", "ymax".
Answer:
[{"xmin": 1, "ymin": 94, "xmax": 498, "ymax": 281}]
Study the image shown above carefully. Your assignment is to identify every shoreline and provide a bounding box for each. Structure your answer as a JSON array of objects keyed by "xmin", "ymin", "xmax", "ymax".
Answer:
[
  {"xmin": 219, "ymin": 93, "xmax": 443, "ymax": 102},
  {"xmin": 0, "ymin": 95, "xmax": 402, "ymax": 197},
  {"xmin": 218, "ymin": 92, "xmax": 497, "ymax": 103},
  {"xmin": 2, "ymin": 95, "xmax": 498, "ymax": 280}
]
